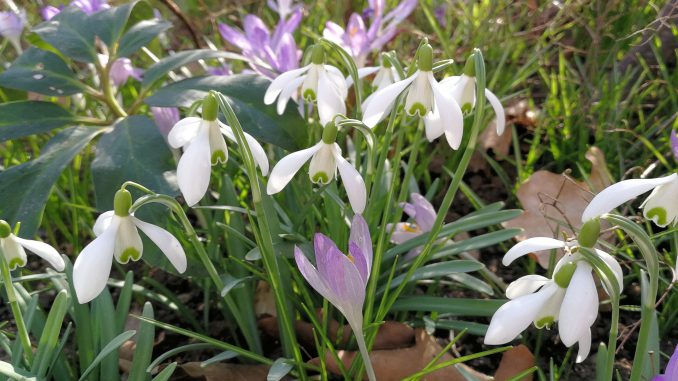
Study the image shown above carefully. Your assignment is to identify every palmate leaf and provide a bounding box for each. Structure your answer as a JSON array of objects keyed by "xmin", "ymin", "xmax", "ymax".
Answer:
[
  {"xmin": 0, "ymin": 101, "xmax": 76, "ymax": 142},
  {"xmin": 0, "ymin": 48, "xmax": 85, "ymax": 96},
  {"xmin": 145, "ymin": 74, "xmax": 308, "ymax": 151}
]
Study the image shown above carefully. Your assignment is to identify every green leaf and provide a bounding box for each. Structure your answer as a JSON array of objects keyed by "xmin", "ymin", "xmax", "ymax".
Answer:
[
  {"xmin": 0, "ymin": 48, "xmax": 85, "ymax": 96},
  {"xmin": 32, "ymin": 7, "xmax": 97, "ymax": 63},
  {"xmin": 0, "ymin": 126, "xmax": 105, "ymax": 236},
  {"xmin": 129, "ymin": 302, "xmax": 155, "ymax": 381},
  {"xmin": 145, "ymin": 74, "xmax": 308, "ymax": 150},
  {"xmin": 200, "ymin": 351, "xmax": 239, "ymax": 367},
  {"xmin": 31, "ymin": 290, "xmax": 70, "ymax": 378},
  {"xmin": 151, "ymin": 363, "xmax": 176, "ymax": 381},
  {"xmin": 142, "ymin": 50, "xmax": 246, "ymax": 88},
  {"xmin": 379, "ymin": 260, "xmax": 484, "ymax": 294},
  {"xmin": 117, "ymin": 19, "xmax": 171, "ymax": 58},
  {"xmin": 0, "ymin": 101, "xmax": 76, "ymax": 142},
  {"xmin": 78, "ymin": 330, "xmax": 137, "ymax": 381},
  {"xmin": 391, "ymin": 296, "xmax": 505, "ymax": 316},
  {"xmin": 91, "ymin": 116, "xmax": 177, "ymax": 210},
  {"xmin": 267, "ymin": 358, "xmax": 293, "ymax": 381},
  {"xmin": 89, "ymin": 1, "xmax": 150, "ymax": 48}
]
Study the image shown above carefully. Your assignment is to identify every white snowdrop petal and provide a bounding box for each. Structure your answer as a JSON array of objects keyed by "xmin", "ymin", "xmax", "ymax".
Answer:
[
  {"xmin": 559, "ymin": 262, "xmax": 598, "ymax": 347},
  {"xmin": 73, "ymin": 217, "xmax": 120, "ymax": 303},
  {"xmin": 92, "ymin": 211, "xmax": 115, "ymax": 237},
  {"xmin": 267, "ymin": 143, "xmax": 323, "ymax": 194},
  {"xmin": 277, "ymin": 75, "xmax": 306, "ymax": 115},
  {"xmin": 167, "ymin": 117, "xmax": 202, "ymax": 148},
  {"xmin": 505, "ymin": 274, "xmax": 550, "ymax": 299},
  {"xmin": 177, "ymin": 126, "xmax": 212, "ymax": 206},
  {"xmin": 13, "ymin": 236, "xmax": 64, "ymax": 271},
  {"xmin": 485, "ymin": 89, "xmax": 506, "ymax": 136},
  {"xmin": 576, "ymin": 329, "xmax": 592, "ymax": 363},
  {"xmin": 362, "ymin": 74, "xmax": 417, "ymax": 128},
  {"xmin": 133, "ymin": 217, "xmax": 187, "ymax": 273},
  {"xmin": 594, "ymin": 249, "xmax": 624, "ymax": 293},
  {"xmin": 334, "ymin": 150, "xmax": 367, "ymax": 214},
  {"xmin": 502, "ymin": 237, "xmax": 567, "ymax": 266},
  {"xmin": 264, "ymin": 65, "xmax": 311, "ymax": 105},
  {"xmin": 317, "ymin": 69, "xmax": 346, "ymax": 125},
  {"xmin": 428, "ymin": 72, "xmax": 464, "ymax": 150}
]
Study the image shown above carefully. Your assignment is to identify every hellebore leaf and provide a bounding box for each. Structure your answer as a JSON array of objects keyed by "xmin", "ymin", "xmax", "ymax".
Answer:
[
  {"xmin": 117, "ymin": 19, "xmax": 172, "ymax": 58},
  {"xmin": 32, "ymin": 6, "xmax": 98, "ymax": 63},
  {"xmin": 0, "ymin": 101, "xmax": 76, "ymax": 142},
  {"xmin": 142, "ymin": 50, "xmax": 247, "ymax": 88},
  {"xmin": 0, "ymin": 48, "xmax": 85, "ymax": 96}
]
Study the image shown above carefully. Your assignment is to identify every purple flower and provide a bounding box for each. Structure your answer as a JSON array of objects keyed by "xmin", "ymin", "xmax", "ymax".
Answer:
[
  {"xmin": 0, "ymin": 10, "xmax": 25, "ymax": 53},
  {"xmin": 109, "ymin": 57, "xmax": 143, "ymax": 86},
  {"xmin": 387, "ymin": 193, "xmax": 436, "ymax": 260},
  {"xmin": 652, "ymin": 345, "xmax": 678, "ymax": 381},
  {"xmin": 322, "ymin": 0, "xmax": 417, "ymax": 67},
  {"xmin": 218, "ymin": 9, "xmax": 301, "ymax": 77},
  {"xmin": 671, "ymin": 129, "xmax": 678, "ymax": 161},
  {"xmin": 151, "ymin": 107, "xmax": 180, "ymax": 137},
  {"xmin": 207, "ymin": 64, "xmax": 233, "ymax": 76},
  {"xmin": 41, "ymin": 6, "xmax": 62, "ymax": 21},
  {"xmin": 41, "ymin": 0, "xmax": 108, "ymax": 20},
  {"xmin": 434, "ymin": 4, "xmax": 447, "ymax": 28}
]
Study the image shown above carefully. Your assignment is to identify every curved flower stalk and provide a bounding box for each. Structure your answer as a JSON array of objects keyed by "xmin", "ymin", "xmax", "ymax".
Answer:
[
  {"xmin": 219, "ymin": 8, "xmax": 301, "ymax": 77},
  {"xmin": 438, "ymin": 56, "xmax": 505, "ymax": 137},
  {"xmin": 386, "ymin": 193, "xmax": 436, "ymax": 260},
  {"xmin": 322, "ymin": 0, "xmax": 416, "ymax": 67},
  {"xmin": 267, "ymin": 121, "xmax": 366, "ymax": 213},
  {"xmin": 582, "ymin": 173, "xmax": 677, "ymax": 227},
  {"xmin": 73, "ymin": 189, "xmax": 187, "ymax": 303},
  {"xmin": 168, "ymin": 94, "xmax": 269, "ymax": 206},
  {"xmin": 484, "ymin": 237, "xmax": 623, "ymax": 363},
  {"xmin": 653, "ymin": 345, "xmax": 678, "ymax": 381},
  {"xmin": 0, "ymin": 220, "xmax": 64, "ymax": 271},
  {"xmin": 0, "ymin": 10, "xmax": 25, "ymax": 53},
  {"xmin": 362, "ymin": 42, "xmax": 465, "ymax": 149},
  {"xmin": 264, "ymin": 44, "xmax": 348, "ymax": 125},
  {"xmin": 294, "ymin": 214, "xmax": 376, "ymax": 381}
]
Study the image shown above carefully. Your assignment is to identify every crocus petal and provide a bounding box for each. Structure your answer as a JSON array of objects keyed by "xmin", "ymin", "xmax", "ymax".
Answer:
[
  {"xmin": 218, "ymin": 23, "xmax": 250, "ymax": 51},
  {"xmin": 348, "ymin": 241, "xmax": 369, "ymax": 285},
  {"xmin": 576, "ymin": 329, "xmax": 592, "ymax": 363},
  {"xmin": 264, "ymin": 65, "xmax": 311, "ymax": 105},
  {"xmin": 505, "ymin": 274, "xmax": 550, "ymax": 299},
  {"xmin": 177, "ymin": 126, "xmax": 212, "ymax": 206},
  {"xmin": 595, "ymin": 249, "xmax": 624, "ymax": 293},
  {"xmin": 317, "ymin": 69, "xmax": 346, "ymax": 125},
  {"xmin": 334, "ymin": 150, "xmax": 367, "ymax": 213},
  {"xmin": 388, "ymin": 223, "xmax": 421, "ymax": 244},
  {"xmin": 267, "ymin": 143, "xmax": 322, "ymax": 194},
  {"xmin": 349, "ymin": 214, "xmax": 372, "ymax": 274},
  {"xmin": 362, "ymin": 74, "xmax": 417, "ymax": 128},
  {"xmin": 410, "ymin": 193, "xmax": 436, "ymax": 232},
  {"xmin": 581, "ymin": 174, "xmax": 677, "ymax": 222},
  {"xmin": 503, "ymin": 237, "xmax": 567, "ymax": 266},
  {"xmin": 93, "ymin": 210, "xmax": 115, "ymax": 236},
  {"xmin": 294, "ymin": 246, "xmax": 334, "ymax": 303},
  {"xmin": 322, "ymin": 244, "xmax": 366, "ymax": 314},
  {"xmin": 664, "ymin": 345, "xmax": 678, "ymax": 379},
  {"xmin": 132, "ymin": 217, "xmax": 187, "ymax": 273},
  {"xmin": 485, "ymin": 89, "xmax": 505, "ymax": 135},
  {"xmin": 13, "ymin": 236, "xmax": 65, "ymax": 271},
  {"xmin": 322, "ymin": 21, "xmax": 346, "ymax": 46},
  {"xmin": 428, "ymin": 72, "xmax": 465, "ymax": 150},
  {"xmin": 167, "ymin": 117, "xmax": 202, "ymax": 148},
  {"xmin": 559, "ymin": 262, "xmax": 598, "ymax": 347},
  {"xmin": 73, "ymin": 217, "xmax": 120, "ymax": 303},
  {"xmin": 484, "ymin": 283, "xmax": 559, "ymax": 344},
  {"xmin": 314, "ymin": 233, "xmax": 341, "ymax": 281}
]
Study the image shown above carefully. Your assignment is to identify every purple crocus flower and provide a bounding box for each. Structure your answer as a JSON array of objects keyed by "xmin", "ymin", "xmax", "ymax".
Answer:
[
  {"xmin": 218, "ymin": 9, "xmax": 301, "ymax": 78},
  {"xmin": 41, "ymin": 6, "xmax": 62, "ymax": 21},
  {"xmin": 652, "ymin": 345, "xmax": 678, "ymax": 381},
  {"xmin": 671, "ymin": 129, "xmax": 678, "ymax": 161},
  {"xmin": 151, "ymin": 107, "xmax": 180, "ymax": 137},
  {"xmin": 41, "ymin": 0, "xmax": 109, "ymax": 20},
  {"xmin": 294, "ymin": 214, "xmax": 377, "ymax": 381},
  {"xmin": 387, "ymin": 193, "xmax": 436, "ymax": 260},
  {"xmin": 109, "ymin": 57, "xmax": 143, "ymax": 87},
  {"xmin": 434, "ymin": 3, "xmax": 447, "ymax": 28},
  {"xmin": 322, "ymin": 0, "xmax": 417, "ymax": 67},
  {"xmin": 0, "ymin": 10, "xmax": 25, "ymax": 53}
]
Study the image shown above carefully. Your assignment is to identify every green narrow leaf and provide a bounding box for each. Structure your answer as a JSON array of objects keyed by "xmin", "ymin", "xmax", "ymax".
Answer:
[
  {"xmin": 78, "ymin": 330, "xmax": 137, "ymax": 381},
  {"xmin": 151, "ymin": 363, "xmax": 177, "ymax": 381},
  {"xmin": 200, "ymin": 351, "xmax": 239, "ymax": 367},
  {"xmin": 129, "ymin": 302, "xmax": 155, "ymax": 381},
  {"xmin": 143, "ymin": 50, "xmax": 246, "ymax": 88},
  {"xmin": 0, "ymin": 48, "xmax": 85, "ymax": 96},
  {"xmin": 32, "ymin": 290, "xmax": 70, "ymax": 378},
  {"xmin": 267, "ymin": 358, "xmax": 293, "ymax": 381},
  {"xmin": 32, "ymin": 7, "xmax": 97, "ymax": 63},
  {"xmin": 145, "ymin": 74, "xmax": 308, "ymax": 150},
  {"xmin": 379, "ymin": 260, "xmax": 484, "ymax": 294},
  {"xmin": 0, "ymin": 126, "xmax": 105, "ymax": 236},
  {"xmin": 117, "ymin": 19, "xmax": 171, "ymax": 58},
  {"xmin": 391, "ymin": 296, "xmax": 505, "ymax": 316},
  {"xmin": 0, "ymin": 101, "xmax": 76, "ymax": 142},
  {"xmin": 93, "ymin": 291, "xmax": 120, "ymax": 381},
  {"xmin": 147, "ymin": 344, "xmax": 214, "ymax": 372},
  {"xmin": 115, "ymin": 271, "xmax": 135, "ymax": 333},
  {"xmin": 220, "ymin": 274, "xmax": 253, "ymax": 297}
]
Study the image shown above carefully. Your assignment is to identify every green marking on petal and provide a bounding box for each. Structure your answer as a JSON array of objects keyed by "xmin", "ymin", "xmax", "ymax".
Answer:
[
  {"xmin": 646, "ymin": 207, "xmax": 667, "ymax": 226},
  {"xmin": 407, "ymin": 102, "xmax": 427, "ymax": 116},
  {"xmin": 461, "ymin": 103, "xmax": 473, "ymax": 114},
  {"xmin": 311, "ymin": 172, "xmax": 330, "ymax": 184},
  {"xmin": 211, "ymin": 150, "xmax": 227, "ymax": 165},
  {"xmin": 8, "ymin": 257, "xmax": 25, "ymax": 270},
  {"xmin": 554, "ymin": 262, "xmax": 578, "ymax": 288},
  {"xmin": 303, "ymin": 89, "xmax": 316, "ymax": 101},
  {"xmin": 119, "ymin": 248, "xmax": 141, "ymax": 264},
  {"xmin": 535, "ymin": 316, "xmax": 554, "ymax": 329}
]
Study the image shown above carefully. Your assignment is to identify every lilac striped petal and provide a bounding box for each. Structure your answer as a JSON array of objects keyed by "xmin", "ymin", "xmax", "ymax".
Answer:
[
  {"xmin": 275, "ymin": 33, "xmax": 300, "ymax": 72},
  {"xmin": 349, "ymin": 241, "xmax": 369, "ymax": 285},
  {"xmin": 383, "ymin": 0, "xmax": 417, "ymax": 25},
  {"xmin": 322, "ymin": 244, "xmax": 366, "ymax": 312},
  {"xmin": 346, "ymin": 14, "xmax": 368, "ymax": 56},
  {"xmin": 41, "ymin": 6, "xmax": 61, "ymax": 20},
  {"xmin": 410, "ymin": 193, "xmax": 436, "ymax": 232},
  {"xmin": 671, "ymin": 129, "xmax": 678, "ymax": 161},
  {"xmin": 314, "ymin": 233, "xmax": 340, "ymax": 281},
  {"xmin": 401, "ymin": 202, "xmax": 416, "ymax": 219},
  {"xmin": 294, "ymin": 246, "xmax": 334, "ymax": 303},
  {"xmin": 218, "ymin": 23, "xmax": 251, "ymax": 51},
  {"xmin": 349, "ymin": 214, "xmax": 372, "ymax": 275},
  {"xmin": 243, "ymin": 15, "xmax": 270, "ymax": 48},
  {"xmin": 322, "ymin": 21, "xmax": 345, "ymax": 45},
  {"xmin": 272, "ymin": 8, "xmax": 302, "ymax": 46}
]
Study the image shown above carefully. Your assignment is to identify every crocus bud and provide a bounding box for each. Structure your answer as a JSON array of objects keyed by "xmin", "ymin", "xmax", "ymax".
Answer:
[
  {"xmin": 114, "ymin": 189, "xmax": 133, "ymax": 217},
  {"xmin": 202, "ymin": 93, "xmax": 219, "ymax": 121}
]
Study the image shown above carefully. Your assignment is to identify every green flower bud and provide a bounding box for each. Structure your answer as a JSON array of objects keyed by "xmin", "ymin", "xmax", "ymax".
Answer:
[
  {"xmin": 322, "ymin": 122, "xmax": 338, "ymax": 144},
  {"xmin": 0, "ymin": 220, "xmax": 11, "ymax": 238},
  {"xmin": 381, "ymin": 53, "xmax": 392, "ymax": 68},
  {"xmin": 311, "ymin": 44, "xmax": 325, "ymax": 65},
  {"xmin": 202, "ymin": 93, "xmax": 218, "ymax": 121},
  {"xmin": 554, "ymin": 261, "xmax": 578, "ymax": 288},
  {"xmin": 417, "ymin": 43, "xmax": 433, "ymax": 72},
  {"xmin": 463, "ymin": 53, "xmax": 476, "ymax": 77},
  {"xmin": 578, "ymin": 218, "xmax": 600, "ymax": 248},
  {"xmin": 114, "ymin": 189, "xmax": 133, "ymax": 217}
]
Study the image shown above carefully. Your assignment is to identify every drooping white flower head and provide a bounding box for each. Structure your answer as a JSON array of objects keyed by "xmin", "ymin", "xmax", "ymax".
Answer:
[
  {"xmin": 73, "ymin": 190, "xmax": 187, "ymax": 303},
  {"xmin": 582, "ymin": 173, "xmax": 677, "ymax": 227},
  {"xmin": 349, "ymin": 56, "xmax": 401, "ymax": 93},
  {"xmin": 167, "ymin": 94, "xmax": 269, "ymax": 206},
  {"xmin": 267, "ymin": 121, "xmax": 366, "ymax": 213},
  {"xmin": 264, "ymin": 44, "xmax": 348, "ymax": 125},
  {"xmin": 362, "ymin": 43, "xmax": 465, "ymax": 149},
  {"xmin": 0, "ymin": 220, "xmax": 64, "ymax": 272},
  {"xmin": 485, "ymin": 237, "xmax": 623, "ymax": 363}
]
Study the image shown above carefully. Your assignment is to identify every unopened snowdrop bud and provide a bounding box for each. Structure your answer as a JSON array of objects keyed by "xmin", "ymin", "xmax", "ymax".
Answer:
[
  {"xmin": 0, "ymin": 219, "xmax": 64, "ymax": 271},
  {"xmin": 577, "ymin": 218, "xmax": 600, "ymax": 248}
]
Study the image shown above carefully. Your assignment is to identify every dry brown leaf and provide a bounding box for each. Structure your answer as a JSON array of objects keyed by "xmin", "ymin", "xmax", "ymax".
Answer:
[
  {"xmin": 254, "ymin": 281, "xmax": 276, "ymax": 318},
  {"xmin": 182, "ymin": 362, "xmax": 270, "ymax": 381},
  {"xmin": 494, "ymin": 345, "xmax": 535, "ymax": 381},
  {"xmin": 503, "ymin": 146, "xmax": 613, "ymax": 267}
]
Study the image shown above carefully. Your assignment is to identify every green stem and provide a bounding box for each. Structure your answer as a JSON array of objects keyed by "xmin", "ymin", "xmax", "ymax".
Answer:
[
  {"xmin": 95, "ymin": 59, "xmax": 127, "ymax": 119},
  {"xmin": 354, "ymin": 326, "xmax": 377, "ymax": 381},
  {"xmin": 0, "ymin": 253, "xmax": 33, "ymax": 365}
]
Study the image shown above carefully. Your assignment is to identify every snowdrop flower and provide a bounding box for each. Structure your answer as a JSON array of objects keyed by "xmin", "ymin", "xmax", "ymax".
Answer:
[
  {"xmin": 350, "ymin": 56, "xmax": 401, "ymax": 93},
  {"xmin": 73, "ymin": 189, "xmax": 187, "ymax": 303},
  {"xmin": 151, "ymin": 107, "xmax": 180, "ymax": 137},
  {"xmin": 362, "ymin": 42, "xmax": 465, "ymax": 149},
  {"xmin": 264, "ymin": 44, "xmax": 347, "ymax": 125},
  {"xmin": 267, "ymin": 121, "xmax": 366, "ymax": 213},
  {"xmin": 438, "ymin": 56, "xmax": 505, "ymax": 136},
  {"xmin": 0, "ymin": 10, "xmax": 25, "ymax": 53},
  {"xmin": 267, "ymin": 0, "xmax": 302, "ymax": 21},
  {"xmin": 168, "ymin": 94, "xmax": 269, "ymax": 206},
  {"xmin": 582, "ymin": 173, "xmax": 678, "ymax": 227},
  {"xmin": 485, "ymin": 237, "xmax": 623, "ymax": 363},
  {"xmin": 0, "ymin": 220, "xmax": 64, "ymax": 271},
  {"xmin": 294, "ymin": 214, "xmax": 376, "ymax": 381},
  {"xmin": 652, "ymin": 345, "xmax": 678, "ymax": 381},
  {"xmin": 386, "ymin": 193, "xmax": 436, "ymax": 260}
]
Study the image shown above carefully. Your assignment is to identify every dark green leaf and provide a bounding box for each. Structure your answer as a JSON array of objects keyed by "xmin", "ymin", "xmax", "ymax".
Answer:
[
  {"xmin": 0, "ymin": 126, "xmax": 105, "ymax": 236},
  {"xmin": 91, "ymin": 115, "xmax": 177, "ymax": 210},
  {"xmin": 379, "ymin": 260, "xmax": 484, "ymax": 294},
  {"xmin": 32, "ymin": 7, "xmax": 97, "ymax": 63},
  {"xmin": 143, "ymin": 50, "xmax": 246, "ymax": 88},
  {"xmin": 129, "ymin": 302, "xmax": 155, "ymax": 381},
  {"xmin": 145, "ymin": 74, "xmax": 307, "ymax": 150},
  {"xmin": 390, "ymin": 296, "xmax": 505, "ymax": 316},
  {"xmin": 0, "ymin": 48, "xmax": 84, "ymax": 96},
  {"xmin": 89, "ymin": 1, "xmax": 150, "ymax": 47},
  {"xmin": 267, "ymin": 358, "xmax": 293, "ymax": 381},
  {"xmin": 0, "ymin": 101, "xmax": 76, "ymax": 142},
  {"xmin": 78, "ymin": 330, "xmax": 137, "ymax": 381},
  {"xmin": 117, "ymin": 19, "xmax": 171, "ymax": 58}
]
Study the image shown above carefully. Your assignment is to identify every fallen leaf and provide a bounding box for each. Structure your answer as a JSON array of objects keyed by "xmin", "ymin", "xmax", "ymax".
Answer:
[
  {"xmin": 494, "ymin": 345, "xmax": 534, "ymax": 381},
  {"xmin": 182, "ymin": 362, "xmax": 271, "ymax": 381},
  {"xmin": 254, "ymin": 281, "xmax": 276, "ymax": 318}
]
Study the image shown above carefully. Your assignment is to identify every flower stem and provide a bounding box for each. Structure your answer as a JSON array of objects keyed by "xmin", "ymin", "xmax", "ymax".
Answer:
[
  {"xmin": 354, "ymin": 326, "xmax": 377, "ymax": 381},
  {"xmin": 0, "ymin": 252, "xmax": 33, "ymax": 365}
]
